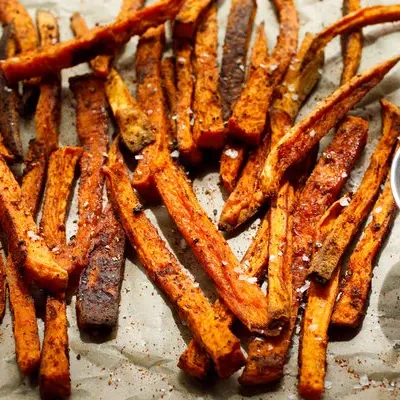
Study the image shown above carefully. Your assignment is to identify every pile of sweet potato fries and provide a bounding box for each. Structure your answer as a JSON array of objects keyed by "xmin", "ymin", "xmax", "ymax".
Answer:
[{"xmin": 0, "ymin": 0, "xmax": 399, "ymax": 398}]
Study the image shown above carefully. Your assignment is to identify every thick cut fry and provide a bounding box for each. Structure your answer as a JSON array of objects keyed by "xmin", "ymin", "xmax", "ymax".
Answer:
[
  {"xmin": 161, "ymin": 57, "xmax": 177, "ymax": 140},
  {"xmin": 260, "ymin": 56, "xmax": 400, "ymax": 201},
  {"xmin": 106, "ymin": 68, "xmax": 154, "ymax": 153},
  {"xmin": 311, "ymin": 100, "xmax": 400, "ymax": 283},
  {"xmin": 0, "ymin": 0, "xmax": 185, "ymax": 84},
  {"xmin": 220, "ymin": 0, "xmax": 256, "ymax": 122},
  {"xmin": 298, "ymin": 199, "xmax": 345, "ymax": 400},
  {"xmin": 153, "ymin": 156, "xmax": 272, "ymax": 334},
  {"xmin": 220, "ymin": 24, "xmax": 268, "ymax": 193},
  {"xmin": 174, "ymin": 41, "xmax": 202, "ymax": 164},
  {"xmin": 228, "ymin": 0, "xmax": 298, "ymax": 146},
  {"xmin": 192, "ymin": 4, "xmax": 225, "ymax": 149},
  {"xmin": 332, "ymin": 176, "xmax": 396, "ymax": 327},
  {"xmin": 0, "ymin": 25, "xmax": 22, "ymax": 158},
  {"xmin": 132, "ymin": 25, "xmax": 169, "ymax": 200},
  {"xmin": 36, "ymin": 10, "xmax": 61, "ymax": 157},
  {"xmin": 174, "ymin": 0, "xmax": 212, "ymax": 39},
  {"xmin": 240, "ymin": 116, "xmax": 368, "ymax": 385},
  {"xmin": 69, "ymin": 75, "xmax": 108, "ymax": 272},
  {"xmin": 105, "ymin": 162, "xmax": 245, "ymax": 378}
]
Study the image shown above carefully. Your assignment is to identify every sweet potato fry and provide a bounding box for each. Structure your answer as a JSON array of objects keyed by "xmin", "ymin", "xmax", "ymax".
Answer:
[
  {"xmin": 174, "ymin": 0, "xmax": 212, "ymax": 39},
  {"xmin": 35, "ymin": 10, "xmax": 61, "ymax": 157},
  {"xmin": 0, "ymin": 25, "xmax": 22, "ymax": 158},
  {"xmin": 161, "ymin": 57, "xmax": 177, "ymax": 140},
  {"xmin": 0, "ymin": 0, "xmax": 185, "ymax": 84},
  {"xmin": 310, "ymin": 100, "xmax": 400, "ymax": 283},
  {"xmin": 331, "ymin": 176, "xmax": 396, "ymax": 327},
  {"xmin": 298, "ymin": 198, "xmax": 346, "ymax": 400},
  {"xmin": 132, "ymin": 25, "xmax": 169, "ymax": 200},
  {"xmin": 69, "ymin": 75, "xmax": 108, "ymax": 272},
  {"xmin": 0, "ymin": 256, "xmax": 5, "ymax": 322},
  {"xmin": 153, "ymin": 156, "xmax": 272, "ymax": 334},
  {"xmin": 174, "ymin": 41, "xmax": 203, "ymax": 164},
  {"xmin": 192, "ymin": 4, "xmax": 225, "ymax": 149},
  {"xmin": 240, "ymin": 116, "xmax": 368, "ymax": 385},
  {"xmin": 260, "ymin": 55, "xmax": 400, "ymax": 201},
  {"xmin": 104, "ymin": 161, "xmax": 245, "ymax": 378},
  {"xmin": 220, "ymin": 23, "xmax": 268, "ymax": 193},
  {"xmin": 228, "ymin": 0, "xmax": 298, "ymax": 146}
]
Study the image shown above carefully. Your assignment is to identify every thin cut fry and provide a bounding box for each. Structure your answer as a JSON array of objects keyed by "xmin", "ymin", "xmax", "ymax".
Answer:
[
  {"xmin": 332, "ymin": 176, "xmax": 397, "ymax": 327},
  {"xmin": 174, "ymin": 0, "xmax": 213, "ymax": 39},
  {"xmin": 153, "ymin": 156, "xmax": 272, "ymax": 334},
  {"xmin": 260, "ymin": 56, "xmax": 400, "ymax": 201},
  {"xmin": 0, "ymin": 0, "xmax": 185, "ymax": 84},
  {"xmin": 132, "ymin": 25, "xmax": 169, "ymax": 200},
  {"xmin": 174, "ymin": 41, "xmax": 203, "ymax": 164},
  {"xmin": 161, "ymin": 57, "xmax": 177, "ymax": 140},
  {"xmin": 69, "ymin": 75, "xmax": 108, "ymax": 272},
  {"xmin": 240, "ymin": 116, "xmax": 368, "ymax": 385},
  {"xmin": 104, "ymin": 162, "xmax": 246, "ymax": 378},
  {"xmin": 310, "ymin": 99, "xmax": 400, "ymax": 283},
  {"xmin": 298, "ymin": 198, "xmax": 346, "ymax": 400},
  {"xmin": 228, "ymin": 0, "xmax": 298, "ymax": 146},
  {"xmin": 192, "ymin": 4, "xmax": 225, "ymax": 149},
  {"xmin": 36, "ymin": 10, "xmax": 61, "ymax": 157}
]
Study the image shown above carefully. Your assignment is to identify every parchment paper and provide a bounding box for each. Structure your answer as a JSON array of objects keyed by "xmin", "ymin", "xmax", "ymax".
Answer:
[{"xmin": 1, "ymin": 0, "xmax": 400, "ymax": 399}]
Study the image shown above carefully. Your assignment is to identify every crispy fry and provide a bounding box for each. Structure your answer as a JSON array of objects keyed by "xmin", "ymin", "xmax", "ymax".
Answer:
[
  {"xmin": 104, "ymin": 161, "xmax": 245, "ymax": 378},
  {"xmin": 69, "ymin": 75, "xmax": 108, "ymax": 272},
  {"xmin": 220, "ymin": 24, "xmax": 268, "ymax": 193},
  {"xmin": 132, "ymin": 25, "xmax": 169, "ymax": 200},
  {"xmin": 310, "ymin": 100, "xmax": 400, "ymax": 283},
  {"xmin": 331, "ymin": 176, "xmax": 397, "ymax": 327},
  {"xmin": 161, "ymin": 57, "xmax": 177, "ymax": 140},
  {"xmin": 174, "ymin": 0, "xmax": 213, "ymax": 39},
  {"xmin": 106, "ymin": 68, "xmax": 155, "ymax": 153},
  {"xmin": 228, "ymin": 0, "xmax": 298, "ymax": 146},
  {"xmin": 240, "ymin": 116, "xmax": 368, "ymax": 385},
  {"xmin": 0, "ymin": 0, "xmax": 185, "ymax": 84},
  {"xmin": 153, "ymin": 156, "xmax": 272, "ymax": 334},
  {"xmin": 220, "ymin": 0, "xmax": 257, "ymax": 122},
  {"xmin": 174, "ymin": 41, "xmax": 202, "ymax": 164},
  {"xmin": 0, "ymin": 25, "xmax": 22, "ymax": 158},
  {"xmin": 192, "ymin": 4, "xmax": 225, "ymax": 149},
  {"xmin": 260, "ymin": 56, "xmax": 400, "ymax": 201},
  {"xmin": 36, "ymin": 10, "xmax": 61, "ymax": 157},
  {"xmin": 298, "ymin": 198, "xmax": 346, "ymax": 400}
]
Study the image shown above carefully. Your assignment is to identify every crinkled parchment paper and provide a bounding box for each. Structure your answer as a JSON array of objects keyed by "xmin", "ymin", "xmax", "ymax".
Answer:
[{"xmin": 1, "ymin": 0, "xmax": 400, "ymax": 399}]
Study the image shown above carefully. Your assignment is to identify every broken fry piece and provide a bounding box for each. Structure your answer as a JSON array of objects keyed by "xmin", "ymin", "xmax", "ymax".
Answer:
[
  {"xmin": 311, "ymin": 100, "xmax": 400, "ymax": 283},
  {"xmin": 0, "ymin": 0, "xmax": 184, "ymax": 84},
  {"xmin": 261, "ymin": 55, "xmax": 400, "ymax": 201},
  {"xmin": 331, "ymin": 176, "xmax": 396, "ymax": 327},
  {"xmin": 69, "ymin": 74, "xmax": 108, "ymax": 272},
  {"xmin": 192, "ymin": 4, "xmax": 225, "ymax": 149},
  {"xmin": 105, "ymin": 161, "xmax": 245, "ymax": 378}
]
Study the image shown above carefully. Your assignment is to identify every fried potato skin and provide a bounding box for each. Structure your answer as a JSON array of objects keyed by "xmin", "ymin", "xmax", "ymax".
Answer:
[{"xmin": 1, "ymin": 0, "xmax": 185, "ymax": 83}]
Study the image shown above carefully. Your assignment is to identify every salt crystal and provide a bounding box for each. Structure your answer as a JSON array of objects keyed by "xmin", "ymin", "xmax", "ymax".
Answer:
[
  {"xmin": 336, "ymin": 292, "xmax": 342, "ymax": 301},
  {"xmin": 247, "ymin": 277, "xmax": 257, "ymax": 284},
  {"xmin": 27, "ymin": 230, "xmax": 41, "ymax": 241},
  {"xmin": 289, "ymin": 65, "xmax": 296, "ymax": 70},
  {"xmin": 288, "ymin": 84, "xmax": 295, "ymax": 92},
  {"xmin": 360, "ymin": 375, "xmax": 369, "ymax": 387},
  {"xmin": 292, "ymin": 94, "xmax": 299, "ymax": 101},
  {"xmin": 315, "ymin": 241, "xmax": 323, "ymax": 248},
  {"xmin": 170, "ymin": 150, "xmax": 180, "ymax": 158},
  {"xmin": 186, "ymin": 107, "xmax": 193, "ymax": 115},
  {"xmin": 135, "ymin": 154, "xmax": 144, "ymax": 160},
  {"xmin": 222, "ymin": 260, "xmax": 228, "ymax": 266},
  {"xmin": 4, "ymin": 86, "xmax": 12, "ymax": 93},
  {"xmin": 147, "ymin": 109, "xmax": 153, "ymax": 115},
  {"xmin": 324, "ymin": 380, "xmax": 333, "ymax": 390},
  {"xmin": 298, "ymin": 280, "xmax": 310, "ymax": 293},
  {"xmin": 309, "ymin": 323, "xmax": 318, "ymax": 332},
  {"xmin": 84, "ymin": 201, "xmax": 89, "ymax": 208},
  {"xmin": 177, "ymin": 57, "xmax": 186, "ymax": 64},
  {"xmin": 234, "ymin": 267, "xmax": 243, "ymax": 274},
  {"xmin": 269, "ymin": 64, "xmax": 278, "ymax": 72},
  {"xmin": 341, "ymin": 171, "xmax": 348, "ymax": 178},
  {"xmin": 193, "ymin": 282, "xmax": 199, "ymax": 288},
  {"xmin": 374, "ymin": 206, "xmax": 383, "ymax": 214},
  {"xmin": 102, "ymin": 152, "xmax": 109, "ymax": 158},
  {"xmin": 224, "ymin": 148, "xmax": 238, "ymax": 159},
  {"xmin": 302, "ymin": 254, "xmax": 310, "ymax": 262},
  {"xmin": 239, "ymin": 64, "xmax": 245, "ymax": 72},
  {"xmin": 278, "ymin": 250, "xmax": 283, "ymax": 256},
  {"xmin": 52, "ymin": 247, "xmax": 60, "ymax": 252},
  {"xmin": 261, "ymin": 280, "xmax": 268, "ymax": 294},
  {"xmin": 238, "ymin": 275, "xmax": 247, "ymax": 281},
  {"xmin": 172, "ymin": 115, "xmax": 178, "ymax": 120},
  {"xmin": 340, "ymin": 197, "xmax": 351, "ymax": 207},
  {"xmin": 259, "ymin": 63, "xmax": 266, "ymax": 69},
  {"xmin": 190, "ymin": 116, "xmax": 195, "ymax": 126},
  {"xmin": 269, "ymin": 254, "xmax": 276, "ymax": 262},
  {"xmin": 309, "ymin": 129, "xmax": 316, "ymax": 137}
]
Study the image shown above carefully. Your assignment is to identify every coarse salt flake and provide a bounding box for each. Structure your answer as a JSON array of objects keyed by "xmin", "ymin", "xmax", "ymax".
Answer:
[
  {"xmin": 170, "ymin": 150, "xmax": 180, "ymax": 158},
  {"xmin": 288, "ymin": 84, "xmax": 295, "ymax": 92},
  {"xmin": 309, "ymin": 323, "xmax": 318, "ymax": 332},
  {"xmin": 324, "ymin": 380, "xmax": 333, "ymax": 390},
  {"xmin": 135, "ymin": 154, "xmax": 144, "ymax": 160},
  {"xmin": 222, "ymin": 260, "xmax": 228, "ymax": 266},
  {"xmin": 234, "ymin": 267, "xmax": 243, "ymax": 274},
  {"xmin": 340, "ymin": 196, "xmax": 351, "ymax": 207},
  {"xmin": 269, "ymin": 254, "xmax": 276, "ymax": 262},
  {"xmin": 292, "ymin": 94, "xmax": 299, "ymax": 101},
  {"xmin": 247, "ymin": 277, "xmax": 257, "ymax": 284},
  {"xmin": 224, "ymin": 148, "xmax": 238, "ymax": 159},
  {"xmin": 298, "ymin": 280, "xmax": 310, "ymax": 293},
  {"xmin": 302, "ymin": 254, "xmax": 310, "ymax": 262},
  {"xmin": 269, "ymin": 64, "xmax": 278, "ymax": 72},
  {"xmin": 278, "ymin": 250, "xmax": 283, "ymax": 257},
  {"xmin": 309, "ymin": 129, "xmax": 316, "ymax": 137},
  {"xmin": 28, "ymin": 231, "xmax": 41, "ymax": 241},
  {"xmin": 374, "ymin": 206, "xmax": 383, "ymax": 214},
  {"xmin": 315, "ymin": 241, "xmax": 323, "ymax": 248},
  {"xmin": 177, "ymin": 57, "xmax": 186, "ymax": 64}
]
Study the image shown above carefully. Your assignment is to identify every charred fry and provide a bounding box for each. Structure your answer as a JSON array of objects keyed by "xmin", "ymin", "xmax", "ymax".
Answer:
[
  {"xmin": 0, "ymin": 0, "xmax": 185, "ymax": 84},
  {"xmin": 192, "ymin": 4, "xmax": 225, "ymax": 149},
  {"xmin": 104, "ymin": 161, "xmax": 246, "ymax": 378},
  {"xmin": 310, "ymin": 100, "xmax": 400, "ymax": 283}
]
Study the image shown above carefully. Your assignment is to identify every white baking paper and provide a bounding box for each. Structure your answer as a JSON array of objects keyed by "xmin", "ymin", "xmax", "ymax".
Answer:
[{"xmin": 1, "ymin": 0, "xmax": 400, "ymax": 399}]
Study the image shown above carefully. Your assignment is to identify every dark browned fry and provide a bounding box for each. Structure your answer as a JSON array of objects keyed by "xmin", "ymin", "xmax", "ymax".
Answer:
[
  {"xmin": 192, "ymin": 4, "xmax": 225, "ymax": 149},
  {"xmin": 69, "ymin": 75, "xmax": 108, "ymax": 273},
  {"xmin": 104, "ymin": 161, "xmax": 246, "ymax": 378},
  {"xmin": 161, "ymin": 57, "xmax": 177, "ymax": 141},
  {"xmin": 132, "ymin": 25, "xmax": 169, "ymax": 201},
  {"xmin": 0, "ymin": 0, "xmax": 185, "ymax": 83},
  {"xmin": 310, "ymin": 100, "xmax": 400, "ymax": 282}
]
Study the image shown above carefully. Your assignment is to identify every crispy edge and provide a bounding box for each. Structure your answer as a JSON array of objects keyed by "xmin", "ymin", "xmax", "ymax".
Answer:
[
  {"xmin": 69, "ymin": 74, "xmax": 109, "ymax": 273},
  {"xmin": 174, "ymin": 40, "xmax": 203, "ymax": 164},
  {"xmin": 0, "ymin": 0, "xmax": 185, "ymax": 83},
  {"xmin": 310, "ymin": 100, "xmax": 400, "ymax": 283},
  {"xmin": 161, "ymin": 57, "xmax": 178, "ymax": 143},
  {"xmin": 104, "ymin": 161, "xmax": 246, "ymax": 378},
  {"xmin": 132, "ymin": 25, "xmax": 169, "ymax": 201},
  {"xmin": 331, "ymin": 175, "xmax": 397, "ymax": 327},
  {"xmin": 192, "ymin": 4, "xmax": 225, "ymax": 149}
]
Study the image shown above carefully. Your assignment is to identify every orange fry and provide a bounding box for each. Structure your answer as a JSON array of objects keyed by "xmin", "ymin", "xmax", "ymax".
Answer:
[{"xmin": 161, "ymin": 56, "xmax": 177, "ymax": 141}]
